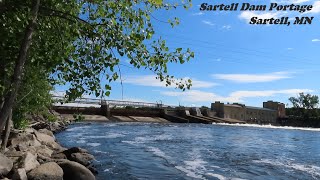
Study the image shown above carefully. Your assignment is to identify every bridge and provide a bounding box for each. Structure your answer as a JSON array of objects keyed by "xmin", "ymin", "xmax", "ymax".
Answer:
[
  {"xmin": 52, "ymin": 96, "xmax": 176, "ymax": 108},
  {"xmin": 52, "ymin": 96, "xmax": 245, "ymax": 124}
]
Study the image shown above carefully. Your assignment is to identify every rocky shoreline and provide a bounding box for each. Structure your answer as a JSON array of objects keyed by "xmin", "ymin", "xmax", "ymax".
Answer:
[{"xmin": 0, "ymin": 114, "xmax": 97, "ymax": 180}]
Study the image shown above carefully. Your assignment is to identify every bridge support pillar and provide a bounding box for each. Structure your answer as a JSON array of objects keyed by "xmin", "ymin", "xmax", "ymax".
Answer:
[{"xmin": 101, "ymin": 104, "xmax": 110, "ymax": 118}]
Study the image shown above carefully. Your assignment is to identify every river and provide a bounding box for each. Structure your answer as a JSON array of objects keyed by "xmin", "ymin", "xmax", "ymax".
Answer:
[{"xmin": 56, "ymin": 122, "xmax": 320, "ymax": 180}]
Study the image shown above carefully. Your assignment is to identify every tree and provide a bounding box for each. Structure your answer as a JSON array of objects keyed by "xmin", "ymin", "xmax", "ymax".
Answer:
[
  {"xmin": 0, "ymin": 0, "xmax": 194, "ymax": 133},
  {"xmin": 288, "ymin": 92, "xmax": 319, "ymax": 118}
]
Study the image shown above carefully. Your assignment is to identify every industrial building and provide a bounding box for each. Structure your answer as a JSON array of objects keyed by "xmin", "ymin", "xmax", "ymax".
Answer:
[{"xmin": 211, "ymin": 101, "xmax": 286, "ymax": 124}]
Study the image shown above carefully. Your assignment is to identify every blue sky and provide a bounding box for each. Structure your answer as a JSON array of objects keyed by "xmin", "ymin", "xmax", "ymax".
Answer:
[{"xmin": 56, "ymin": 0, "xmax": 320, "ymax": 107}]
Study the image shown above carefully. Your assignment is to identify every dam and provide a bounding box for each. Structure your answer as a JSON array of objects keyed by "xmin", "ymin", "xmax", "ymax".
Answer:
[{"xmin": 52, "ymin": 96, "xmax": 245, "ymax": 124}]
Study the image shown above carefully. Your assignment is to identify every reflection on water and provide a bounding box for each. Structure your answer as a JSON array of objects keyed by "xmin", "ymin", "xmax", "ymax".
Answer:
[{"xmin": 56, "ymin": 122, "xmax": 320, "ymax": 180}]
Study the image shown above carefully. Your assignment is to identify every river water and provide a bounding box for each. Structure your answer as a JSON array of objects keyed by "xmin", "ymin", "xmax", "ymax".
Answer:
[{"xmin": 56, "ymin": 122, "xmax": 320, "ymax": 180}]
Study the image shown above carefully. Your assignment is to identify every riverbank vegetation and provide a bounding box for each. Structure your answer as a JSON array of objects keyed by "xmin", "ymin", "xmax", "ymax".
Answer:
[{"xmin": 285, "ymin": 93, "xmax": 320, "ymax": 127}]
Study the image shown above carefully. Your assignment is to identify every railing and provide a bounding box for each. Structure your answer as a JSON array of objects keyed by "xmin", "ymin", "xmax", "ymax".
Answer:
[{"xmin": 52, "ymin": 96, "xmax": 177, "ymax": 108}]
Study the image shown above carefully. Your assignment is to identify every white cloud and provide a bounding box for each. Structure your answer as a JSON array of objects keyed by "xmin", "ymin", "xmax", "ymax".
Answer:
[
  {"xmin": 238, "ymin": 11, "xmax": 283, "ymax": 23},
  {"xmin": 192, "ymin": 12, "xmax": 204, "ymax": 16},
  {"xmin": 228, "ymin": 89, "xmax": 314, "ymax": 102},
  {"xmin": 202, "ymin": 20, "xmax": 214, "ymax": 26},
  {"xmin": 306, "ymin": 1, "xmax": 320, "ymax": 14},
  {"xmin": 222, "ymin": 25, "xmax": 231, "ymax": 30},
  {"xmin": 272, "ymin": 0, "xmax": 310, "ymax": 3},
  {"xmin": 287, "ymin": 48, "xmax": 293, "ymax": 50},
  {"xmin": 312, "ymin": 39, "xmax": 320, "ymax": 42},
  {"xmin": 161, "ymin": 90, "xmax": 218, "ymax": 102},
  {"xmin": 212, "ymin": 71, "xmax": 293, "ymax": 83},
  {"xmin": 161, "ymin": 89, "xmax": 314, "ymax": 103},
  {"xmin": 124, "ymin": 75, "xmax": 218, "ymax": 88}
]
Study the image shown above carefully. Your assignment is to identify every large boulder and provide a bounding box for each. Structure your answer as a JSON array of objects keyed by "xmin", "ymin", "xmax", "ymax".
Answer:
[
  {"xmin": 0, "ymin": 153, "xmax": 13, "ymax": 177},
  {"xmin": 51, "ymin": 152, "xmax": 67, "ymax": 160},
  {"xmin": 63, "ymin": 147, "xmax": 88, "ymax": 157},
  {"xmin": 16, "ymin": 152, "xmax": 40, "ymax": 172},
  {"xmin": 35, "ymin": 145, "xmax": 53, "ymax": 158},
  {"xmin": 57, "ymin": 160, "xmax": 95, "ymax": 180},
  {"xmin": 34, "ymin": 131, "xmax": 55, "ymax": 144},
  {"xmin": 33, "ymin": 131, "xmax": 64, "ymax": 151},
  {"xmin": 69, "ymin": 153, "xmax": 94, "ymax": 166},
  {"xmin": 47, "ymin": 141, "xmax": 65, "ymax": 152},
  {"xmin": 9, "ymin": 133, "xmax": 41, "ymax": 149},
  {"xmin": 38, "ymin": 129, "xmax": 54, "ymax": 138},
  {"xmin": 4, "ymin": 150, "xmax": 24, "ymax": 165},
  {"xmin": 12, "ymin": 168, "xmax": 27, "ymax": 180},
  {"xmin": 27, "ymin": 162, "xmax": 63, "ymax": 180}
]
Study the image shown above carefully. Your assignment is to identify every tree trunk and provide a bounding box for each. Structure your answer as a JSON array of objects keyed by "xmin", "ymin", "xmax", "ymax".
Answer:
[
  {"xmin": 1, "ymin": 109, "xmax": 12, "ymax": 153},
  {"xmin": 0, "ymin": 0, "xmax": 40, "ymax": 133}
]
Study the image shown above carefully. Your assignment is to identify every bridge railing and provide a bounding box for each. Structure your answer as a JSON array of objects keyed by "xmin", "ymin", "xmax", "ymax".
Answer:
[{"xmin": 52, "ymin": 96, "xmax": 176, "ymax": 108}]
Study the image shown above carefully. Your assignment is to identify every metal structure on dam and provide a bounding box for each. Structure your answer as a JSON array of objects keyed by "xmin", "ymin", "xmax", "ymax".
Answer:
[{"xmin": 52, "ymin": 96, "xmax": 244, "ymax": 124}]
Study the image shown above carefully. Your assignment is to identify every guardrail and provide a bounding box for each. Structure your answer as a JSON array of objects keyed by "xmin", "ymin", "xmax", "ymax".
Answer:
[{"xmin": 52, "ymin": 96, "xmax": 177, "ymax": 108}]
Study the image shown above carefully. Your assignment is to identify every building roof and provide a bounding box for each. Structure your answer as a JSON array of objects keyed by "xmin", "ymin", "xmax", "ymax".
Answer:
[
  {"xmin": 224, "ymin": 104, "xmax": 243, "ymax": 108},
  {"xmin": 246, "ymin": 106, "xmax": 276, "ymax": 111}
]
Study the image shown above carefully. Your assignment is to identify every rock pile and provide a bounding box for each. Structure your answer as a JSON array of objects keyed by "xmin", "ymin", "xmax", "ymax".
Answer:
[{"xmin": 0, "ymin": 119, "xmax": 96, "ymax": 180}]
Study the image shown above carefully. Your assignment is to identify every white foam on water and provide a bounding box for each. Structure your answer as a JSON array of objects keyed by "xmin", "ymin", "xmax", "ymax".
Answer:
[
  {"xmin": 175, "ymin": 152, "xmax": 208, "ymax": 179},
  {"xmin": 87, "ymin": 142, "xmax": 101, "ymax": 147},
  {"xmin": 134, "ymin": 136, "xmax": 151, "ymax": 143},
  {"xmin": 76, "ymin": 139, "xmax": 86, "ymax": 144},
  {"xmin": 105, "ymin": 133, "xmax": 125, "ymax": 138},
  {"xmin": 121, "ymin": 140, "xmax": 140, "ymax": 145},
  {"xmin": 206, "ymin": 173, "xmax": 226, "ymax": 180},
  {"xmin": 66, "ymin": 126, "xmax": 90, "ymax": 132},
  {"xmin": 103, "ymin": 123, "xmax": 117, "ymax": 127},
  {"xmin": 210, "ymin": 165, "xmax": 221, "ymax": 169},
  {"xmin": 85, "ymin": 133, "xmax": 125, "ymax": 139},
  {"xmin": 104, "ymin": 168, "xmax": 110, "ymax": 172},
  {"xmin": 94, "ymin": 150, "xmax": 108, "ymax": 154},
  {"xmin": 175, "ymin": 165, "xmax": 205, "ymax": 180},
  {"xmin": 85, "ymin": 135, "xmax": 107, "ymax": 139},
  {"xmin": 213, "ymin": 123, "xmax": 320, "ymax": 132},
  {"xmin": 69, "ymin": 133, "xmax": 84, "ymax": 138},
  {"xmin": 253, "ymin": 159, "xmax": 320, "ymax": 178},
  {"xmin": 147, "ymin": 146, "xmax": 171, "ymax": 160}
]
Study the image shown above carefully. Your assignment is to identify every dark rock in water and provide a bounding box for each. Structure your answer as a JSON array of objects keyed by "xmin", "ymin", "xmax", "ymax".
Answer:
[
  {"xmin": 27, "ymin": 162, "xmax": 63, "ymax": 180},
  {"xmin": 70, "ymin": 152, "xmax": 94, "ymax": 166},
  {"xmin": 0, "ymin": 153, "xmax": 13, "ymax": 177},
  {"xmin": 57, "ymin": 160, "xmax": 95, "ymax": 180},
  {"xmin": 86, "ymin": 164, "xmax": 98, "ymax": 175},
  {"xmin": 62, "ymin": 147, "xmax": 88, "ymax": 160},
  {"xmin": 64, "ymin": 147, "xmax": 89, "ymax": 155}
]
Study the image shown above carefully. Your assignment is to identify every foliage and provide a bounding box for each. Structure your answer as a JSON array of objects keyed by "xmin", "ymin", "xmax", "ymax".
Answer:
[
  {"xmin": 125, "ymin": 106, "xmax": 135, "ymax": 110},
  {"xmin": 73, "ymin": 113, "xmax": 85, "ymax": 122},
  {"xmin": 12, "ymin": 117, "xmax": 29, "ymax": 130},
  {"xmin": 1, "ymin": 0, "xmax": 194, "ymax": 128},
  {"xmin": 48, "ymin": 0, "xmax": 194, "ymax": 100},
  {"xmin": 12, "ymin": 65, "xmax": 54, "ymax": 128},
  {"xmin": 42, "ymin": 110, "xmax": 57, "ymax": 122},
  {"xmin": 201, "ymin": 106, "xmax": 209, "ymax": 109},
  {"xmin": 288, "ymin": 93, "xmax": 319, "ymax": 118}
]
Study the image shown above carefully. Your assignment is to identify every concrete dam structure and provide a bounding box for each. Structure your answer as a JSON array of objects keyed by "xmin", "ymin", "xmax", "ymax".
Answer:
[
  {"xmin": 53, "ymin": 100, "xmax": 245, "ymax": 124},
  {"xmin": 53, "ymin": 97, "xmax": 284, "ymax": 124}
]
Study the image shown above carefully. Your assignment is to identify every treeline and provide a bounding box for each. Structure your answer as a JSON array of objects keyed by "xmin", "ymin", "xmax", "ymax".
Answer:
[{"xmin": 285, "ymin": 93, "xmax": 320, "ymax": 127}]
